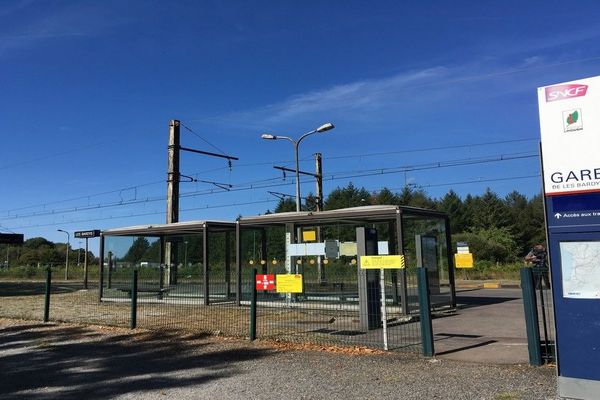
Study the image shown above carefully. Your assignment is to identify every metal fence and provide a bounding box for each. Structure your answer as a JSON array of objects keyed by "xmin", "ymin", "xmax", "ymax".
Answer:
[{"xmin": 0, "ymin": 263, "xmax": 432, "ymax": 353}]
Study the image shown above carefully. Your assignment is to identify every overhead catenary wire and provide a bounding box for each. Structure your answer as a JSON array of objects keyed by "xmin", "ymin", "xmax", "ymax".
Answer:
[
  {"xmin": 0, "ymin": 151, "xmax": 539, "ymax": 221},
  {"xmin": 180, "ymin": 121, "xmax": 230, "ymax": 157},
  {"xmin": 0, "ymin": 137, "xmax": 539, "ymax": 216},
  {"xmin": 0, "ymin": 153, "xmax": 537, "ymax": 221},
  {"xmin": 8, "ymin": 199, "xmax": 279, "ymax": 230},
  {"xmin": 7, "ymin": 173, "xmax": 542, "ymax": 230}
]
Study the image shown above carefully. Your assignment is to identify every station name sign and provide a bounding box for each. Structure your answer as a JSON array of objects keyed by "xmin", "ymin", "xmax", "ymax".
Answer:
[
  {"xmin": 0, "ymin": 233, "xmax": 24, "ymax": 245},
  {"xmin": 74, "ymin": 230, "xmax": 101, "ymax": 238},
  {"xmin": 538, "ymin": 76, "xmax": 600, "ymax": 196}
]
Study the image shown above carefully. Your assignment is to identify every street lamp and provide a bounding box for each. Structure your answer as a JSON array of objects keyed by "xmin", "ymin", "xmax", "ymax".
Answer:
[
  {"xmin": 57, "ymin": 229, "xmax": 70, "ymax": 280},
  {"xmin": 261, "ymin": 122, "xmax": 334, "ymax": 211}
]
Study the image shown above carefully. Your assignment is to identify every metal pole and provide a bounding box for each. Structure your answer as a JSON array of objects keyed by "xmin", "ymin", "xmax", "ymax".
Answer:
[
  {"xmin": 107, "ymin": 251, "xmax": 113, "ymax": 289},
  {"xmin": 380, "ymin": 268, "xmax": 388, "ymax": 350},
  {"xmin": 83, "ymin": 238, "xmax": 89, "ymax": 289},
  {"xmin": 130, "ymin": 269, "xmax": 138, "ymax": 329},
  {"xmin": 235, "ymin": 222, "xmax": 242, "ymax": 306},
  {"xmin": 44, "ymin": 267, "xmax": 51, "ymax": 322},
  {"xmin": 294, "ymin": 141, "xmax": 301, "ymax": 212},
  {"xmin": 250, "ymin": 268, "xmax": 257, "ymax": 340},
  {"xmin": 315, "ymin": 153, "xmax": 325, "ymax": 284},
  {"xmin": 417, "ymin": 267, "xmax": 434, "ymax": 357},
  {"xmin": 98, "ymin": 235, "xmax": 105, "ymax": 302},
  {"xmin": 203, "ymin": 223, "xmax": 209, "ymax": 306},
  {"xmin": 65, "ymin": 233, "xmax": 69, "ymax": 280},
  {"xmin": 521, "ymin": 267, "xmax": 542, "ymax": 366}
]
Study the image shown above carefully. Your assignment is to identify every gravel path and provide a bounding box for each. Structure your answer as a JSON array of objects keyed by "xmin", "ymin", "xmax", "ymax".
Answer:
[{"xmin": 0, "ymin": 319, "xmax": 557, "ymax": 400}]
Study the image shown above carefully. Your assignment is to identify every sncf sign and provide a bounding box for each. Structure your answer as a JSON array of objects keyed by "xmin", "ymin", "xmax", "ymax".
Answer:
[{"xmin": 545, "ymin": 84, "xmax": 588, "ymax": 102}]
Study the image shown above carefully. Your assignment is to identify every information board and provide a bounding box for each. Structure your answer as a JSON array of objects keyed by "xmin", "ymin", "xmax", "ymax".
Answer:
[
  {"xmin": 559, "ymin": 241, "xmax": 600, "ymax": 299},
  {"xmin": 276, "ymin": 274, "xmax": 303, "ymax": 293},
  {"xmin": 454, "ymin": 253, "xmax": 474, "ymax": 269}
]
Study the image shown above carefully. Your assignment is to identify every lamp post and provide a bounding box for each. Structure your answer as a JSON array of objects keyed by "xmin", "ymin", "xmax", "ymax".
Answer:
[
  {"xmin": 261, "ymin": 122, "xmax": 334, "ymax": 211},
  {"xmin": 57, "ymin": 229, "xmax": 70, "ymax": 280}
]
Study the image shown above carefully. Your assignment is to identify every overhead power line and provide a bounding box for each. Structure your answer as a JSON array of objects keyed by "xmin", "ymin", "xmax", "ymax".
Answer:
[
  {"xmin": 0, "ymin": 137, "xmax": 539, "ymax": 216},
  {"xmin": 8, "ymin": 199, "xmax": 279, "ymax": 230},
  {"xmin": 8, "ymin": 173, "xmax": 542, "ymax": 230},
  {"xmin": 0, "ymin": 151, "xmax": 538, "ymax": 222}
]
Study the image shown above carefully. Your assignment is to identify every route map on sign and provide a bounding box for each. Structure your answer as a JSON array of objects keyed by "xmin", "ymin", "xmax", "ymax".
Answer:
[{"xmin": 560, "ymin": 241, "xmax": 600, "ymax": 299}]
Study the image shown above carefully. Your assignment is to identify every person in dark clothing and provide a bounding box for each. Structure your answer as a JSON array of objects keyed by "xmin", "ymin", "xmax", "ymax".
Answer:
[{"xmin": 525, "ymin": 244, "xmax": 551, "ymax": 289}]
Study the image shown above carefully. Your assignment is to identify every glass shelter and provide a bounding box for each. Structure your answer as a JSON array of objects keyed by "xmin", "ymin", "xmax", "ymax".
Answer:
[
  {"xmin": 237, "ymin": 205, "xmax": 456, "ymax": 316},
  {"xmin": 100, "ymin": 221, "xmax": 236, "ymax": 305}
]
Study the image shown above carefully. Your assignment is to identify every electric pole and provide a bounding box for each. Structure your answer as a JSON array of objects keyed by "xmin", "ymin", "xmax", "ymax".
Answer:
[
  {"xmin": 315, "ymin": 153, "xmax": 323, "ymax": 211},
  {"xmin": 165, "ymin": 120, "xmax": 181, "ymax": 285},
  {"xmin": 166, "ymin": 119, "xmax": 181, "ymax": 225},
  {"xmin": 315, "ymin": 152, "xmax": 326, "ymax": 283},
  {"xmin": 164, "ymin": 119, "xmax": 238, "ymax": 286}
]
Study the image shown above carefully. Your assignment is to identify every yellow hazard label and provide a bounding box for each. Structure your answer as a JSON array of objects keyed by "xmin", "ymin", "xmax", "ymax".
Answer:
[
  {"xmin": 276, "ymin": 274, "xmax": 303, "ymax": 293},
  {"xmin": 359, "ymin": 255, "xmax": 405, "ymax": 269},
  {"xmin": 454, "ymin": 253, "xmax": 474, "ymax": 269}
]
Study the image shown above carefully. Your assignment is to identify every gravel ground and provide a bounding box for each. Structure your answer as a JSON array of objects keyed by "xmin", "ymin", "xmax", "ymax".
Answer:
[{"xmin": 0, "ymin": 319, "xmax": 557, "ymax": 400}]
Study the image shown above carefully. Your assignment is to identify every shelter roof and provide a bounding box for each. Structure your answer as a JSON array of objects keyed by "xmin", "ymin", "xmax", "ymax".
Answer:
[{"xmin": 102, "ymin": 220, "xmax": 235, "ymax": 236}]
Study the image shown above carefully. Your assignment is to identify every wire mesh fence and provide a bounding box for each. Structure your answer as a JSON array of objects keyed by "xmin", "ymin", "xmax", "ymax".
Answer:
[
  {"xmin": 0, "ymin": 262, "xmax": 428, "ymax": 353},
  {"xmin": 246, "ymin": 264, "xmax": 422, "ymax": 351}
]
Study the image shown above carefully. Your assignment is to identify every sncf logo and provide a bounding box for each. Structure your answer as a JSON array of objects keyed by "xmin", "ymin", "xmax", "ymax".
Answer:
[{"xmin": 545, "ymin": 84, "xmax": 588, "ymax": 102}]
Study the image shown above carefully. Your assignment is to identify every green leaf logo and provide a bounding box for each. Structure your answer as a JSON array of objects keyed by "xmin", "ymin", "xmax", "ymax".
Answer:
[{"xmin": 567, "ymin": 111, "xmax": 579, "ymax": 125}]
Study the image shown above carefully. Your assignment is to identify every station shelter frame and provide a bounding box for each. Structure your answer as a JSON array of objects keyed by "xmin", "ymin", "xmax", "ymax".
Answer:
[
  {"xmin": 99, "ymin": 220, "xmax": 236, "ymax": 305},
  {"xmin": 237, "ymin": 205, "xmax": 456, "ymax": 314}
]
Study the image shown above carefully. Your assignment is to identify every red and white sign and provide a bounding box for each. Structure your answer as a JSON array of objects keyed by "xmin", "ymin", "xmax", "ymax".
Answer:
[
  {"xmin": 256, "ymin": 274, "xmax": 275, "ymax": 291},
  {"xmin": 544, "ymin": 84, "xmax": 588, "ymax": 102}
]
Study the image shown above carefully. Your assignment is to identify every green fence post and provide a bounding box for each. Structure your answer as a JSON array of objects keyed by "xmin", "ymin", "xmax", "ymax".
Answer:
[
  {"xmin": 130, "ymin": 269, "xmax": 138, "ymax": 329},
  {"xmin": 43, "ymin": 267, "xmax": 51, "ymax": 322},
  {"xmin": 417, "ymin": 267, "xmax": 434, "ymax": 357},
  {"xmin": 521, "ymin": 267, "xmax": 542, "ymax": 366},
  {"xmin": 250, "ymin": 268, "xmax": 257, "ymax": 341}
]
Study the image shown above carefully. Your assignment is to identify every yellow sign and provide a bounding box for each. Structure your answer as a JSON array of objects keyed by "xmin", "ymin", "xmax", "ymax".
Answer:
[
  {"xmin": 359, "ymin": 255, "xmax": 405, "ymax": 269},
  {"xmin": 302, "ymin": 230, "xmax": 316, "ymax": 242},
  {"xmin": 454, "ymin": 253, "xmax": 474, "ymax": 269},
  {"xmin": 276, "ymin": 274, "xmax": 303, "ymax": 293}
]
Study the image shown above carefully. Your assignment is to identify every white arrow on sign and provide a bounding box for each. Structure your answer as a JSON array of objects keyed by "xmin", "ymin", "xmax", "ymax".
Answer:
[{"xmin": 555, "ymin": 213, "xmax": 562, "ymax": 219}]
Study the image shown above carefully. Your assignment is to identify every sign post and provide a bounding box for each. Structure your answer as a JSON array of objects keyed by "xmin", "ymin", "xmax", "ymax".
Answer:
[
  {"xmin": 74, "ymin": 230, "xmax": 100, "ymax": 290},
  {"xmin": 360, "ymin": 254, "xmax": 406, "ymax": 350},
  {"xmin": 538, "ymin": 75, "xmax": 600, "ymax": 399}
]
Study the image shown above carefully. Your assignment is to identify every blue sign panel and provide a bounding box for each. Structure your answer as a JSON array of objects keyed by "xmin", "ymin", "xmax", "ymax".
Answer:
[
  {"xmin": 546, "ymin": 192, "xmax": 600, "ymax": 230},
  {"xmin": 548, "ymin": 232, "xmax": 600, "ymax": 381}
]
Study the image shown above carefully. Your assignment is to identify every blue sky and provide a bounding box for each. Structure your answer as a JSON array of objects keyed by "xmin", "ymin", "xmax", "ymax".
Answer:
[{"xmin": 2, "ymin": 0, "xmax": 600, "ymax": 245}]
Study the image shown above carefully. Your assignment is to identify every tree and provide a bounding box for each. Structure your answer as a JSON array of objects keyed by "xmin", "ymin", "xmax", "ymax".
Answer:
[
  {"xmin": 437, "ymin": 190, "xmax": 468, "ymax": 233},
  {"xmin": 471, "ymin": 188, "xmax": 510, "ymax": 230},
  {"xmin": 324, "ymin": 183, "xmax": 371, "ymax": 210},
  {"xmin": 274, "ymin": 198, "xmax": 296, "ymax": 213},
  {"xmin": 373, "ymin": 187, "xmax": 398, "ymax": 205},
  {"xmin": 453, "ymin": 227, "xmax": 518, "ymax": 263},
  {"xmin": 122, "ymin": 237, "xmax": 150, "ymax": 263}
]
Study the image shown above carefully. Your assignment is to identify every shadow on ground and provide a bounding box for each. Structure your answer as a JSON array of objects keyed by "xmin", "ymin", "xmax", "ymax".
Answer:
[{"xmin": 0, "ymin": 322, "xmax": 273, "ymax": 400}]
